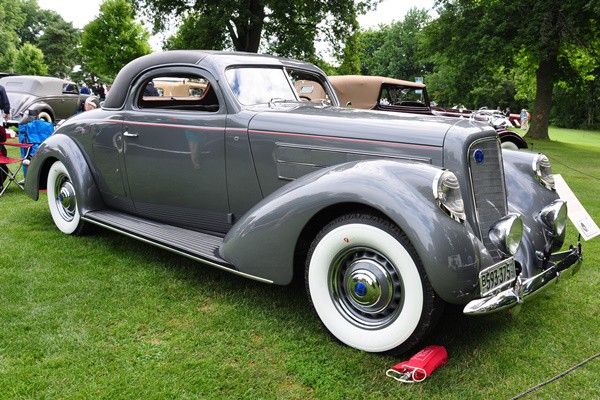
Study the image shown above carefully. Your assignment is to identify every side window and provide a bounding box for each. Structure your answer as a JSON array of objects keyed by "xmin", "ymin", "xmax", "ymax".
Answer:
[
  {"xmin": 138, "ymin": 74, "xmax": 219, "ymax": 112},
  {"xmin": 287, "ymin": 69, "xmax": 332, "ymax": 105}
]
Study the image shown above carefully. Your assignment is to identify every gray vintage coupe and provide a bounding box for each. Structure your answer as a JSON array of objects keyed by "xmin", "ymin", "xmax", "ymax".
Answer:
[
  {"xmin": 24, "ymin": 51, "xmax": 582, "ymax": 355},
  {"xmin": 0, "ymin": 75, "xmax": 89, "ymax": 125}
]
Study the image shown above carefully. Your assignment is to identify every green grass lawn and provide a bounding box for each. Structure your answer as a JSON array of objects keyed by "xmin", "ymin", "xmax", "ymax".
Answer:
[{"xmin": 1, "ymin": 127, "xmax": 598, "ymax": 399}]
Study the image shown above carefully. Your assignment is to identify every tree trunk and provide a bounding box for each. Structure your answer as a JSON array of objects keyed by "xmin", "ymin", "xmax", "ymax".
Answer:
[
  {"xmin": 526, "ymin": 51, "xmax": 558, "ymax": 140},
  {"xmin": 230, "ymin": 0, "xmax": 265, "ymax": 52}
]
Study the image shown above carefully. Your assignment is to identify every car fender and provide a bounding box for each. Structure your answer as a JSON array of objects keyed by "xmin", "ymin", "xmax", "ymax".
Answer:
[
  {"xmin": 498, "ymin": 129, "xmax": 528, "ymax": 149},
  {"xmin": 221, "ymin": 159, "xmax": 484, "ymax": 303},
  {"xmin": 25, "ymin": 133, "xmax": 104, "ymax": 214},
  {"xmin": 502, "ymin": 149, "xmax": 561, "ymax": 276}
]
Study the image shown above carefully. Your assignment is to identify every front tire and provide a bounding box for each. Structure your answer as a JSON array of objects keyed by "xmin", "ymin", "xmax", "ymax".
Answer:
[
  {"xmin": 38, "ymin": 111, "xmax": 53, "ymax": 124},
  {"xmin": 305, "ymin": 213, "xmax": 442, "ymax": 355},
  {"xmin": 501, "ymin": 140, "xmax": 519, "ymax": 150},
  {"xmin": 47, "ymin": 160, "xmax": 87, "ymax": 235}
]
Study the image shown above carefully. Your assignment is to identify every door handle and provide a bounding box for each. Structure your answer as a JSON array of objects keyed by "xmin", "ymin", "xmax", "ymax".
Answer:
[{"xmin": 123, "ymin": 131, "xmax": 138, "ymax": 138}]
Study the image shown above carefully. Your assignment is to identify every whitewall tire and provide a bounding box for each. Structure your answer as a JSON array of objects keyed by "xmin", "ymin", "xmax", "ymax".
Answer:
[
  {"xmin": 38, "ymin": 111, "xmax": 53, "ymax": 124},
  {"xmin": 501, "ymin": 140, "xmax": 519, "ymax": 150},
  {"xmin": 305, "ymin": 213, "xmax": 441, "ymax": 355},
  {"xmin": 47, "ymin": 160, "xmax": 86, "ymax": 235}
]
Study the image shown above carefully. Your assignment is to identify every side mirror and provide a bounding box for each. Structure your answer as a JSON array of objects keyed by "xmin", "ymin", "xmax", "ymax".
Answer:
[{"xmin": 346, "ymin": 101, "xmax": 352, "ymax": 108}]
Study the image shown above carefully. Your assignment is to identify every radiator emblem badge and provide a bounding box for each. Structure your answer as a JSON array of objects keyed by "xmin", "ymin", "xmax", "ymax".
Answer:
[{"xmin": 474, "ymin": 149, "xmax": 485, "ymax": 164}]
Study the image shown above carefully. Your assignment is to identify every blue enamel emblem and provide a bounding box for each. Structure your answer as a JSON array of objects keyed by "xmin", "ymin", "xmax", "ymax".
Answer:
[{"xmin": 474, "ymin": 149, "xmax": 484, "ymax": 164}]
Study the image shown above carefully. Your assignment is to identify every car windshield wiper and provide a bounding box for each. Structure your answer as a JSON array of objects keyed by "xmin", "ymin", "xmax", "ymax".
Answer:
[{"xmin": 268, "ymin": 98, "xmax": 298, "ymax": 107}]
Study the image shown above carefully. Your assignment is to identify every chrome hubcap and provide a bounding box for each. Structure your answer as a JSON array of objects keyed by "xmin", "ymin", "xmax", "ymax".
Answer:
[
  {"xmin": 330, "ymin": 248, "xmax": 404, "ymax": 329},
  {"xmin": 54, "ymin": 174, "xmax": 76, "ymax": 222}
]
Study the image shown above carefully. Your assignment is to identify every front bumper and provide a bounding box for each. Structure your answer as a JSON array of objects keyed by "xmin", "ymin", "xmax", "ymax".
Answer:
[{"xmin": 463, "ymin": 244, "xmax": 582, "ymax": 315}]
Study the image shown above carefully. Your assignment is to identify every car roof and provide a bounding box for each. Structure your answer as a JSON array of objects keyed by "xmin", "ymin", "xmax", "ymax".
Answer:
[
  {"xmin": 0, "ymin": 75, "xmax": 73, "ymax": 96},
  {"xmin": 330, "ymin": 75, "xmax": 425, "ymax": 109},
  {"xmin": 103, "ymin": 50, "xmax": 324, "ymax": 109}
]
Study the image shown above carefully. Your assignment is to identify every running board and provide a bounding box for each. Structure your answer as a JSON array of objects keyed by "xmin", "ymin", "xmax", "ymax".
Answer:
[{"xmin": 82, "ymin": 210, "xmax": 273, "ymax": 284}]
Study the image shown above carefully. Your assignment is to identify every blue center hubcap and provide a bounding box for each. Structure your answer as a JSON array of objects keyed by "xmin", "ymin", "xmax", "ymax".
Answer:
[{"xmin": 354, "ymin": 282, "xmax": 367, "ymax": 297}]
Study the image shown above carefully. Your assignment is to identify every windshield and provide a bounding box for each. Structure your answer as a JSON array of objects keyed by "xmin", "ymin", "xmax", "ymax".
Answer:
[
  {"xmin": 225, "ymin": 67, "xmax": 297, "ymax": 105},
  {"xmin": 380, "ymin": 84, "xmax": 427, "ymax": 107}
]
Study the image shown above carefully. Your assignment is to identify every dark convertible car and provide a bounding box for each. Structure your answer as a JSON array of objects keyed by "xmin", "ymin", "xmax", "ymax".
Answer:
[{"xmin": 24, "ymin": 51, "xmax": 582, "ymax": 355}]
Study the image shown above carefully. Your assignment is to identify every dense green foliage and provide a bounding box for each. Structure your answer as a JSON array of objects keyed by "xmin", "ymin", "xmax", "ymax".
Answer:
[
  {"xmin": 137, "ymin": 0, "xmax": 380, "ymax": 62},
  {"xmin": 80, "ymin": 0, "xmax": 151, "ymax": 80},
  {"xmin": 0, "ymin": 128, "xmax": 598, "ymax": 398},
  {"xmin": 13, "ymin": 42, "xmax": 47, "ymax": 75}
]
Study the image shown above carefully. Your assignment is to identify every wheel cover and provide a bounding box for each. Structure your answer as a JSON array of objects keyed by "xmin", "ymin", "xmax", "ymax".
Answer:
[
  {"xmin": 53, "ymin": 173, "xmax": 77, "ymax": 222},
  {"xmin": 329, "ymin": 247, "xmax": 404, "ymax": 330}
]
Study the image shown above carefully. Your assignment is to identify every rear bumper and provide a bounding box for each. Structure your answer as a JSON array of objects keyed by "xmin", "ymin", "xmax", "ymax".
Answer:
[{"xmin": 463, "ymin": 245, "xmax": 582, "ymax": 315}]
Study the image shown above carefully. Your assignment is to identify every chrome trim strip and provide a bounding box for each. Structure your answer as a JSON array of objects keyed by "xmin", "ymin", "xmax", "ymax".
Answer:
[
  {"xmin": 463, "ymin": 246, "xmax": 582, "ymax": 315},
  {"xmin": 81, "ymin": 216, "xmax": 274, "ymax": 284},
  {"xmin": 277, "ymin": 142, "xmax": 433, "ymax": 165}
]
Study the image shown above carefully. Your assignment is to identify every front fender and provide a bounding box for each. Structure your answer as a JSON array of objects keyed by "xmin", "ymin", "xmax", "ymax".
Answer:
[
  {"xmin": 221, "ymin": 159, "xmax": 483, "ymax": 303},
  {"xmin": 503, "ymin": 149, "xmax": 561, "ymax": 277},
  {"xmin": 25, "ymin": 133, "xmax": 104, "ymax": 214}
]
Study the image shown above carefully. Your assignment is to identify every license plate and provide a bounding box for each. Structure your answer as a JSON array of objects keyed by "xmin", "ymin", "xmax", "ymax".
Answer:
[{"xmin": 479, "ymin": 258, "xmax": 516, "ymax": 296}]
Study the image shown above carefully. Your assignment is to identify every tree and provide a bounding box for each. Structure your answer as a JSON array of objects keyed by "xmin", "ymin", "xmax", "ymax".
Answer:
[
  {"xmin": 136, "ymin": 0, "xmax": 380, "ymax": 61},
  {"xmin": 13, "ymin": 42, "xmax": 48, "ymax": 75},
  {"xmin": 425, "ymin": 0, "xmax": 600, "ymax": 139},
  {"xmin": 357, "ymin": 8, "xmax": 432, "ymax": 80},
  {"xmin": 80, "ymin": 0, "xmax": 151, "ymax": 80},
  {"xmin": 38, "ymin": 19, "xmax": 81, "ymax": 78},
  {"xmin": 0, "ymin": 0, "xmax": 25, "ymax": 71}
]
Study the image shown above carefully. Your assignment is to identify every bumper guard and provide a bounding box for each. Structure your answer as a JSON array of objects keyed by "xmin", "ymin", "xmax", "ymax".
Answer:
[{"xmin": 463, "ymin": 244, "xmax": 582, "ymax": 315}]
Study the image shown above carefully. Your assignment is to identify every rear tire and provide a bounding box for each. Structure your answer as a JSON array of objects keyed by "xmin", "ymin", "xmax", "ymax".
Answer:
[
  {"xmin": 47, "ymin": 160, "xmax": 87, "ymax": 235},
  {"xmin": 305, "ymin": 213, "xmax": 442, "ymax": 355}
]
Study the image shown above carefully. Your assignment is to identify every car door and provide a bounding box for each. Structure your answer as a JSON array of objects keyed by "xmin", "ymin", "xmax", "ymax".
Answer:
[
  {"xmin": 122, "ymin": 68, "xmax": 231, "ymax": 234},
  {"xmin": 58, "ymin": 83, "xmax": 80, "ymax": 119}
]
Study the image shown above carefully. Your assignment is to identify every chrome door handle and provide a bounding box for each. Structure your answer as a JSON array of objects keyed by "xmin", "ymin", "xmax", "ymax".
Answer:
[{"xmin": 123, "ymin": 131, "xmax": 138, "ymax": 138}]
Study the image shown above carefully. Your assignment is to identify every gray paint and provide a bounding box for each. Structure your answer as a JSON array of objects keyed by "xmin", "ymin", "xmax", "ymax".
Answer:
[{"xmin": 24, "ymin": 50, "xmax": 570, "ymax": 306}]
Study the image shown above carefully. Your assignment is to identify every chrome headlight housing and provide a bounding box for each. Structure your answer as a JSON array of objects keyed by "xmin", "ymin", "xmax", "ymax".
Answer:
[
  {"xmin": 489, "ymin": 214, "xmax": 523, "ymax": 256},
  {"xmin": 538, "ymin": 199, "xmax": 568, "ymax": 238},
  {"xmin": 433, "ymin": 170, "xmax": 466, "ymax": 223},
  {"xmin": 532, "ymin": 153, "xmax": 555, "ymax": 190}
]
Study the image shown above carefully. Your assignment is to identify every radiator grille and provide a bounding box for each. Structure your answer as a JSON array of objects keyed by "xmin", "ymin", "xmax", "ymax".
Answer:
[{"xmin": 469, "ymin": 139, "xmax": 508, "ymax": 260}]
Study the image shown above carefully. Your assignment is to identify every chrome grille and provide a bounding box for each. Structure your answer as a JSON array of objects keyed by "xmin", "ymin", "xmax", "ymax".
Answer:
[{"xmin": 469, "ymin": 138, "xmax": 508, "ymax": 260}]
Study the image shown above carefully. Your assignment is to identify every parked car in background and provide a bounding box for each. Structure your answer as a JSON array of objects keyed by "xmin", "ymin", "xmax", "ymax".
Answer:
[
  {"xmin": 330, "ymin": 75, "xmax": 528, "ymax": 150},
  {"xmin": 0, "ymin": 75, "xmax": 90, "ymax": 125},
  {"xmin": 153, "ymin": 77, "xmax": 208, "ymax": 97},
  {"xmin": 25, "ymin": 51, "xmax": 581, "ymax": 355}
]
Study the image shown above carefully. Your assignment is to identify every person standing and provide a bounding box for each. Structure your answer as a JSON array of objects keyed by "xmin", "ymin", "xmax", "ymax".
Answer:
[
  {"xmin": 93, "ymin": 83, "xmax": 106, "ymax": 100},
  {"xmin": 0, "ymin": 84, "xmax": 10, "ymax": 124},
  {"xmin": 80, "ymin": 83, "xmax": 92, "ymax": 95},
  {"xmin": 520, "ymin": 109, "xmax": 529, "ymax": 130}
]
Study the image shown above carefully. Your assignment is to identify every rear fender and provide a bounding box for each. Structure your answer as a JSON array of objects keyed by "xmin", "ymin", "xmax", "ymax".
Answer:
[
  {"xmin": 25, "ymin": 133, "xmax": 104, "ymax": 214},
  {"xmin": 221, "ymin": 159, "xmax": 483, "ymax": 303}
]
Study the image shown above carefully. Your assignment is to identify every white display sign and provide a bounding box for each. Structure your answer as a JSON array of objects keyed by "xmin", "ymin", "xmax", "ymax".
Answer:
[{"xmin": 554, "ymin": 174, "xmax": 600, "ymax": 241}]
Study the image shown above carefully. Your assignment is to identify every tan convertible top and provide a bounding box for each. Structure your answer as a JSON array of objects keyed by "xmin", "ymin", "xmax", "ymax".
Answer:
[{"xmin": 329, "ymin": 75, "xmax": 425, "ymax": 109}]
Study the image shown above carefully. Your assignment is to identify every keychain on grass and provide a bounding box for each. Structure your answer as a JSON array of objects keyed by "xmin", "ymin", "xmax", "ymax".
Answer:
[{"xmin": 386, "ymin": 345, "xmax": 448, "ymax": 383}]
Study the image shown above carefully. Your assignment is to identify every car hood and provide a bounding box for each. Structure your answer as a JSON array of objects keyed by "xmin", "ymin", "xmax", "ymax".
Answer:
[{"xmin": 247, "ymin": 104, "xmax": 462, "ymax": 147}]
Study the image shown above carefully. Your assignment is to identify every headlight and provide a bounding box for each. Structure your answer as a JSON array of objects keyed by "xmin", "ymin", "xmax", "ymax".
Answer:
[
  {"xmin": 532, "ymin": 154, "xmax": 555, "ymax": 190},
  {"xmin": 539, "ymin": 199, "xmax": 568, "ymax": 238},
  {"xmin": 489, "ymin": 214, "xmax": 523, "ymax": 256},
  {"xmin": 433, "ymin": 170, "xmax": 466, "ymax": 223}
]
